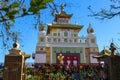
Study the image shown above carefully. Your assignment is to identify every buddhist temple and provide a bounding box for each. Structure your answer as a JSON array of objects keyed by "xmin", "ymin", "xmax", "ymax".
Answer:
[{"xmin": 33, "ymin": 4, "xmax": 99, "ymax": 66}]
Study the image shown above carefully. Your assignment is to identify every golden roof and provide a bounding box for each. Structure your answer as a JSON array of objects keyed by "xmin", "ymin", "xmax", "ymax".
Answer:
[
  {"xmin": 21, "ymin": 52, "xmax": 30, "ymax": 58},
  {"xmin": 48, "ymin": 24, "xmax": 83, "ymax": 28},
  {"xmin": 93, "ymin": 49, "xmax": 118, "ymax": 59},
  {"xmin": 47, "ymin": 24, "xmax": 83, "ymax": 33}
]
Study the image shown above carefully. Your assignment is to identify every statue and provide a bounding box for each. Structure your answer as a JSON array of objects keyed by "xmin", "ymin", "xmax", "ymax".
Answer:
[
  {"xmin": 57, "ymin": 54, "xmax": 64, "ymax": 64},
  {"xmin": 109, "ymin": 42, "xmax": 116, "ymax": 56}
]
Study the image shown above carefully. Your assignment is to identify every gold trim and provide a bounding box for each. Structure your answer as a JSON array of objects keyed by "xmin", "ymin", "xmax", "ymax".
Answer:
[{"xmin": 47, "ymin": 24, "xmax": 83, "ymax": 33}]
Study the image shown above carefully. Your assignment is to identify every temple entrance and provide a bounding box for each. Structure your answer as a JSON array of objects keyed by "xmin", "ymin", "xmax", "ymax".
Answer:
[{"xmin": 57, "ymin": 53, "xmax": 80, "ymax": 66}]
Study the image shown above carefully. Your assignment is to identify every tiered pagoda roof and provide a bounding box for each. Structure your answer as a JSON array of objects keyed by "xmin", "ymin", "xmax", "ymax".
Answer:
[{"xmin": 54, "ymin": 4, "xmax": 73, "ymax": 22}]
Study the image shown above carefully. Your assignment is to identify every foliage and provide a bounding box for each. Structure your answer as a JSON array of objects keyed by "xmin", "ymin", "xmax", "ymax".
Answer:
[
  {"xmin": 24, "ymin": 64, "xmax": 101, "ymax": 80},
  {"xmin": 88, "ymin": 0, "xmax": 120, "ymax": 20},
  {"xmin": 0, "ymin": 0, "xmax": 53, "ymax": 49}
]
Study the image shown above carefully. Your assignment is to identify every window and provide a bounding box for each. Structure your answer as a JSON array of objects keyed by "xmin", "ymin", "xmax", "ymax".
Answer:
[
  {"xmin": 53, "ymin": 38, "xmax": 57, "ymax": 42},
  {"xmin": 85, "ymin": 39, "xmax": 88, "ymax": 43},
  {"xmin": 71, "ymin": 33, "xmax": 73, "ymax": 37},
  {"xmin": 80, "ymin": 51, "xmax": 82, "ymax": 53},
  {"xmin": 64, "ymin": 31, "xmax": 68, "ymax": 37},
  {"xmin": 53, "ymin": 33, "xmax": 57, "ymax": 36},
  {"xmin": 58, "ymin": 33, "xmax": 60, "ymax": 36},
  {"xmin": 39, "ymin": 37, "xmax": 45, "ymax": 42},
  {"xmin": 95, "ymin": 48, "xmax": 98, "ymax": 51},
  {"xmin": 74, "ymin": 39, "xmax": 77, "ymax": 42},
  {"xmin": 90, "ymin": 48, "xmax": 96, "ymax": 52},
  {"xmin": 67, "ymin": 60, "xmax": 70, "ymax": 65},
  {"xmin": 73, "ymin": 60, "xmax": 77, "ymax": 66},
  {"xmin": 91, "ymin": 38, "xmax": 95, "ymax": 43},
  {"xmin": 80, "ymin": 40, "xmax": 81, "ymax": 43},
  {"xmin": 92, "ymin": 48, "xmax": 98, "ymax": 52},
  {"xmin": 47, "ymin": 38, "xmax": 51, "ymax": 42},
  {"xmin": 64, "ymin": 38, "xmax": 68, "ymax": 42},
  {"xmin": 74, "ymin": 34, "xmax": 77, "ymax": 37},
  {"xmin": 40, "ymin": 48, "xmax": 43, "ymax": 51},
  {"xmin": 93, "ymin": 48, "xmax": 96, "ymax": 52},
  {"xmin": 58, "ymin": 39, "xmax": 61, "ymax": 42},
  {"xmin": 69, "ymin": 39, "xmax": 72, "ymax": 43},
  {"xmin": 58, "ymin": 18, "xmax": 69, "ymax": 24}
]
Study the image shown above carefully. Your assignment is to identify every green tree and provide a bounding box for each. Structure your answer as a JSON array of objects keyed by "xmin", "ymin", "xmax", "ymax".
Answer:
[
  {"xmin": 0, "ymin": 0, "xmax": 53, "ymax": 49},
  {"xmin": 88, "ymin": 0, "xmax": 120, "ymax": 20}
]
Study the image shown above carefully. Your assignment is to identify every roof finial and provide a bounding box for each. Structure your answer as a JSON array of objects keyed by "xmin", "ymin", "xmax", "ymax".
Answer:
[
  {"xmin": 89, "ymin": 23, "xmax": 92, "ymax": 28},
  {"xmin": 13, "ymin": 33, "xmax": 20, "ymax": 49},
  {"xmin": 109, "ymin": 41, "xmax": 116, "ymax": 56},
  {"xmin": 61, "ymin": 4, "xmax": 65, "ymax": 12},
  {"xmin": 103, "ymin": 46, "xmax": 106, "ymax": 53},
  {"xmin": 87, "ymin": 23, "xmax": 94, "ymax": 34}
]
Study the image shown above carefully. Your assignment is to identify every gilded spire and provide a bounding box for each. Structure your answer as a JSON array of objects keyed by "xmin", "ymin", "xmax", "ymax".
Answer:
[
  {"xmin": 60, "ymin": 4, "xmax": 67, "ymax": 15},
  {"xmin": 13, "ymin": 32, "xmax": 20, "ymax": 49},
  {"xmin": 61, "ymin": 4, "xmax": 65, "ymax": 12},
  {"xmin": 87, "ymin": 23, "xmax": 94, "ymax": 34},
  {"xmin": 54, "ymin": 4, "xmax": 72, "ymax": 22}
]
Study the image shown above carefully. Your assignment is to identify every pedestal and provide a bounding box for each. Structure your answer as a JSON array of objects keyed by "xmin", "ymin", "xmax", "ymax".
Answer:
[
  {"xmin": 104, "ymin": 56, "xmax": 120, "ymax": 80},
  {"xmin": 3, "ymin": 55, "xmax": 24, "ymax": 80},
  {"xmin": 3, "ymin": 42, "xmax": 25, "ymax": 80}
]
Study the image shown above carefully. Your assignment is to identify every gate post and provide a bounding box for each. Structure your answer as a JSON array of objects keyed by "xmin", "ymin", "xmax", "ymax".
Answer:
[
  {"xmin": 94, "ymin": 42, "xmax": 120, "ymax": 80},
  {"xmin": 3, "ymin": 42, "xmax": 30, "ymax": 80}
]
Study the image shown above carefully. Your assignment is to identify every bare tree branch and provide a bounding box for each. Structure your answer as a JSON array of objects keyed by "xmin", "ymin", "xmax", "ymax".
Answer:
[{"xmin": 88, "ymin": 0, "xmax": 120, "ymax": 20}]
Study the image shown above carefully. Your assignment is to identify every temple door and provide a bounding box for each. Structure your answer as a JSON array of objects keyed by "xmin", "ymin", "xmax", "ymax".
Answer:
[
  {"xmin": 73, "ymin": 56, "xmax": 78, "ymax": 66},
  {"xmin": 65, "ymin": 56, "xmax": 71, "ymax": 65}
]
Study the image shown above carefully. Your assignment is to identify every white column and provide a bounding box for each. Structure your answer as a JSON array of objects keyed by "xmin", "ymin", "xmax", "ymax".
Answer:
[
  {"xmin": 83, "ymin": 48, "xmax": 86, "ymax": 63},
  {"xmin": 50, "ymin": 47, "xmax": 52, "ymax": 63},
  {"xmin": 45, "ymin": 36, "xmax": 47, "ymax": 43}
]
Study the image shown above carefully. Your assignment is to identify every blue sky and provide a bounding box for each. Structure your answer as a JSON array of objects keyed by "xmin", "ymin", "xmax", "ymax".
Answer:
[{"xmin": 0, "ymin": 0, "xmax": 120, "ymax": 62}]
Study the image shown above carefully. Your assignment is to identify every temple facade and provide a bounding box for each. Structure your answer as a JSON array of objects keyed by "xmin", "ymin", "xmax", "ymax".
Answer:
[{"xmin": 34, "ymin": 5, "xmax": 99, "ymax": 66}]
